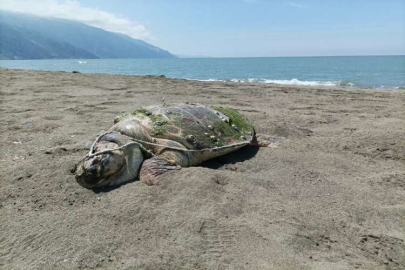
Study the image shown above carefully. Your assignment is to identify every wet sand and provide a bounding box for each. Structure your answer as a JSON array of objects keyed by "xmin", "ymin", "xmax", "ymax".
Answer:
[{"xmin": 1, "ymin": 69, "xmax": 404, "ymax": 269}]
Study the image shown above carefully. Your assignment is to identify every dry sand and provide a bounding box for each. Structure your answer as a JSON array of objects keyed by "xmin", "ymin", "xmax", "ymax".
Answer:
[{"xmin": 1, "ymin": 69, "xmax": 404, "ymax": 270}]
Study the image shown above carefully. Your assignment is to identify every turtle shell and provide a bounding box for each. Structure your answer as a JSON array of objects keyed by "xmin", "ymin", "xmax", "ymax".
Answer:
[{"xmin": 116, "ymin": 104, "xmax": 254, "ymax": 150}]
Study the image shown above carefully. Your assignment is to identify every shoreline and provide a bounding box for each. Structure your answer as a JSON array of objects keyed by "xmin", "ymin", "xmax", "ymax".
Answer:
[
  {"xmin": 1, "ymin": 69, "xmax": 404, "ymax": 269},
  {"xmin": 2, "ymin": 67, "xmax": 404, "ymax": 92},
  {"xmin": 1, "ymin": 65, "xmax": 404, "ymax": 90}
]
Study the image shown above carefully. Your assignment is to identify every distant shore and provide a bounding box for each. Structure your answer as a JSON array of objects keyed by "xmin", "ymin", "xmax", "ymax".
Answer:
[{"xmin": 1, "ymin": 69, "xmax": 404, "ymax": 269}]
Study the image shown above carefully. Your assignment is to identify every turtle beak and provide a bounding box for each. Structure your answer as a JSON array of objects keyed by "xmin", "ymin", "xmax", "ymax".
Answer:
[{"xmin": 75, "ymin": 150, "xmax": 126, "ymax": 188}]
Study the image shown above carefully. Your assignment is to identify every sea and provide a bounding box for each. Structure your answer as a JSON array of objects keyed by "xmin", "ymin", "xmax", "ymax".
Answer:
[{"xmin": 1, "ymin": 55, "xmax": 404, "ymax": 90}]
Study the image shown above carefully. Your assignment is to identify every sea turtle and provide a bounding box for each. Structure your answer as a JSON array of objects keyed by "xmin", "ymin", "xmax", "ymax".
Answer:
[{"xmin": 75, "ymin": 103, "xmax": 280, "ymax": 188}]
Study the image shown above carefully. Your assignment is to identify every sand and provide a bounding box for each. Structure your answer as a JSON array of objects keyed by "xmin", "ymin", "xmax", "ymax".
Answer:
[{"xmin": 1, "ymin": 69, "xmax": 404, "ymax": 270}]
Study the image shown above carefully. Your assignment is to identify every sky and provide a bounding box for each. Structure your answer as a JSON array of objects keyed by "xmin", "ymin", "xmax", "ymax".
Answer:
[{"xmin": 1, "ymin": 0, "xmax": 404, "ymax": 57}]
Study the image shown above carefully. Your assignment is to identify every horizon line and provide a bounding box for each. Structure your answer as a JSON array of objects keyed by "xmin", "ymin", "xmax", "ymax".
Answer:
[
  {"xmin": 1, "ymin": 54, "xmax": 404, "ymax": 61},
  {"xmin": 177, "ymin": 54, "xmax": 405, "ymax": 59}
]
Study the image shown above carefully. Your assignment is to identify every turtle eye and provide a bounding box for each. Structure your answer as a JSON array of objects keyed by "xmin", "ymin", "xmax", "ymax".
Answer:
[
  {"xmin": 101, "ymin": 155, "xmax": 111, "ymax": 167},
  {"xmin": 91, "ymin": 156, "xmax": 102, "ymax": 166},
  {"xmin": 98, "ymin": 151, "xmax": 125, "ymax": 178}
]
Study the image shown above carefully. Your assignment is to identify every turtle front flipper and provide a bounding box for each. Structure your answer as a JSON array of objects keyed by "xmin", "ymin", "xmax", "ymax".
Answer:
[
  {"xmin": 139, "ymin": 149, "xmax": 191, "ymax": 185},
  {"xmin": 251, "ymin": 133, "xmax": 285, "ymax": 147},
  {"xmin": 140, "ymin": 156, "xmax": 181, "ymax": 186}
]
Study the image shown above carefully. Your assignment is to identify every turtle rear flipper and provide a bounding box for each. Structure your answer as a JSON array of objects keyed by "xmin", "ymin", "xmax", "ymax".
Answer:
[{"xmin": 251, "ymin": 134, "xmax": 285, "ymax": 147}]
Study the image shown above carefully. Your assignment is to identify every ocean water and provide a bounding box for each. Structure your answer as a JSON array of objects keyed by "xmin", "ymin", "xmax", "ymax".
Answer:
[{"xmin": 1, "ymin": 56, "xmax": 404, "ymax": 89}]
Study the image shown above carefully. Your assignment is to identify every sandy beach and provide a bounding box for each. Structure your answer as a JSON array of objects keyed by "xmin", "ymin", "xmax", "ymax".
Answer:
[{"xmin": 1, "ymin": 69, "xmax": 404, "ymax": 270}]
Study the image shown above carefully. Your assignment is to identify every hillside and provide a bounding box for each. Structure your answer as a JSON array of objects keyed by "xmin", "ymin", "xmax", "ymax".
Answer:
[{"xmin": 0, "ymin": 11, "xmax": 175, "ymax": 60}]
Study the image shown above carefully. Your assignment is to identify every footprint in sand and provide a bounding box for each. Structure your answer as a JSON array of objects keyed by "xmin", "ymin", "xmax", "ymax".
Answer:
[
  {"xmin": 199, "ymin": 220, "xmax": 240, "ymax": 268},
  {"xmin": 380, "ymin": 173, "xmax": 405, "ymax": 189},
  {"xmin": 42, "ymin": 115, "xmax": 64, "ymax": 121},
  {"xmin": 358, "ymin": 234, "xmax": 404, "ymax": 268}
]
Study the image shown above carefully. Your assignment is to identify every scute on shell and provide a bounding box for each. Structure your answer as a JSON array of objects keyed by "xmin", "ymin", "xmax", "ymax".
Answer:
[{"xmin": 115, "ymin": 104, "xmax": 254, "ymax": 151}]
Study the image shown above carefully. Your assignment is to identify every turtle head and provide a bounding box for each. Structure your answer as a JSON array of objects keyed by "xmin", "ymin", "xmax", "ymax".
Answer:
[{"xmin": 75, "ymin": 143, "xmax": 144, "ymax": 189}]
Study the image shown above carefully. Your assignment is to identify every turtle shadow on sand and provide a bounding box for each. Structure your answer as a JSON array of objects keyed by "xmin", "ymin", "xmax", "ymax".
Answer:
[
  {"xmin": 201, "ymin": 145, "xmax": 260, "ymax": 169},
  {"xmin": 90, "ymin": 181, "xmax": 135, "ymax": 193}
]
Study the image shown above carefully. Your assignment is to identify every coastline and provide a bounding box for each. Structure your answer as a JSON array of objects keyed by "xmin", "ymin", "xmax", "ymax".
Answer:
[
  {"xmin": 1, "ymin": 55, "xmax": 404, "ymax": 90},
  {"xmin": 1, "ymin": 69, "xmax": 404, "ymax": 269},
  {"xmin": 3, "ymin": 67, "xmax": 403, "ymax": 91}
]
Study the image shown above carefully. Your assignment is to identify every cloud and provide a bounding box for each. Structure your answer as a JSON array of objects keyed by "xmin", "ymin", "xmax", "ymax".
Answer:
[
  {"xmin": 288, "ymin": 2, "xmax": 306, "ymax": 9},
  {"xmin": 0, "ymin": 0, "xmax": 152, "ymax": 40}
]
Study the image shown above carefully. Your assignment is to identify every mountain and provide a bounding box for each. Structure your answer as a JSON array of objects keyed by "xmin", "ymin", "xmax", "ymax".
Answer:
[
  {"xmin": 0, "ymin": 22, "xmax": 98, "ymax": 60},
  {"xmin": 0, "ymin": 11, "xmax": 175, "ymax": 60}
]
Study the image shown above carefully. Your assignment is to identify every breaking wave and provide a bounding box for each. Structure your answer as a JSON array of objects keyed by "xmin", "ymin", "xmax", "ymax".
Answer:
[
  {"xmin": 229, "ymin": 78, "xmax": 355, "ymax": 87},
  {"xmin": 195, "ymin": 78, "xmax": 225, "ymax": 82},
  {"xmin": 192, "ymin": 78, "xmax": 355, "ymax": 87}
]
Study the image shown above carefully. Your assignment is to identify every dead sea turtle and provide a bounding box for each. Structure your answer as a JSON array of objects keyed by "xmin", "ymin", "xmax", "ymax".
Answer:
[{"xmin": 75, "ymin": 103, "xmax": 280, "ymax": 188}]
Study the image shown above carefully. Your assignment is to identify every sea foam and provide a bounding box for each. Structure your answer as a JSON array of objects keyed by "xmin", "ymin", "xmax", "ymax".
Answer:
[
  {"xmin": 229, "ymin": 78, "xmax": 353, "ymax": 87},
  {"xmin": 194, "ymin": 78, "xmax": 355, "ymax": 87}
]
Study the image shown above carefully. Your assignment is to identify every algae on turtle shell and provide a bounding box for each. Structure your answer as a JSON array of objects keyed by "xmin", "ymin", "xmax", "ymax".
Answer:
[
  {"xmin": 113, "ymin": 104, "xmax": 254, "ymax": 148},
  {"xmin": 212, "ymin": 106, "xmax": 254, "ymax": 143},
  {"xmin": 115, "ymin": 108, "xmax": 170, "ymax": 136}
]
